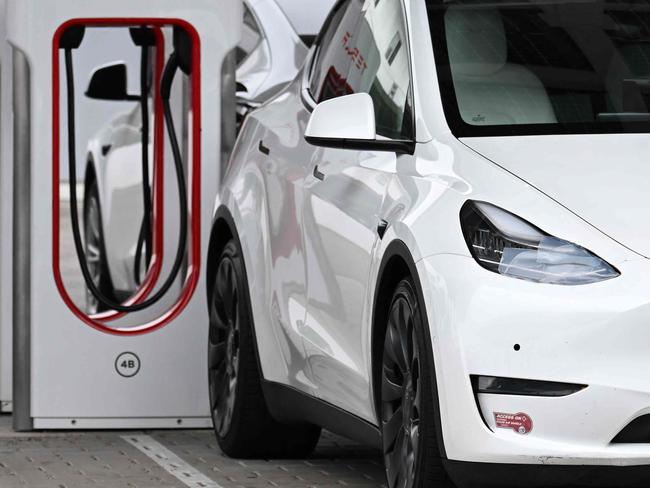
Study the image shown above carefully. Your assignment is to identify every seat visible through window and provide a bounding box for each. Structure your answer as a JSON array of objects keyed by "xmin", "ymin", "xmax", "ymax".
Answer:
[{"xmin": 445, "ymin": 8, "xmax": 557, "ymax": 126}]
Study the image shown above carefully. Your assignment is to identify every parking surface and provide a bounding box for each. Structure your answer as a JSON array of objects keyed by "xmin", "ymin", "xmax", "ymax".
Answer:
[{"xmin": 0, "ymin": 415, "xmax": 386, "ymax": 488}]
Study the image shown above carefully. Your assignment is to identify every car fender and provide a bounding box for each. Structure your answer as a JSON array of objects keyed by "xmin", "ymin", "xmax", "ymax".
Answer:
[{"xmin": 210, "ymin": 117, "xmax": 289, "ymax": 386}]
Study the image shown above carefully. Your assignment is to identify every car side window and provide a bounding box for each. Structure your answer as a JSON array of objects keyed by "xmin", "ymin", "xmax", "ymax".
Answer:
[
  {"xmin": 344, "ymin": 0, "xmax": 414, "ymax": 140},
  {"xmin": 309, "ymin": 0, "xmax": 365, "ymax": 103},
  {"xmin": 236, "ymin": 4, "xmax": 264, "ymax": 66}
]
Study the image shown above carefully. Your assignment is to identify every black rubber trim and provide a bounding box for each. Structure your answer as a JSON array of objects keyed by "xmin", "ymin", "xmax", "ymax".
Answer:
[
  {"xmin": 299, "ymin": 35, "xmax": 317, "ymax": 47},
  {"xmin": 612, "ymin": 415, "xmax": 650, "ymax": 444},
  {"xmin": 304, "ymin": 135, "xmax": 415, "ymax": 155},
  {"xmin": 443, "ymin": 459, "xmax": 650, "ymax": 488},
  {"xmin": 258, "ymin": 140, "xmax": 270, "ymax": 156},
  {"xmin": 471, "ymin": 375, "xmax": 588, "ymax": 398},
  {"xmin": 376, "ymin": 219, "xmax": 389, "ymax": 239},
  {"xmin": 261, "ymin": 380, "xmax": 382, "ymax": 449},
  {"xmin": 371, "ymin": 240, "xmax": 448, "ymax": 460}
]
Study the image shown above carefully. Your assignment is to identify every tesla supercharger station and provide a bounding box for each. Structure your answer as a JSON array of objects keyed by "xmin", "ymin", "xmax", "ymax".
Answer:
[{"xmin": 3, "ymin": 0, "xmax": 241, "ymax": 430}]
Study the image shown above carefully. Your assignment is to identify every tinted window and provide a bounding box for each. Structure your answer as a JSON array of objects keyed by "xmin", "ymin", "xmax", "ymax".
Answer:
[
  {"xmin": 427, "ymin": 0, "xmax": 650, "ymax": 136},
  {"xmin": 346, "ymin": 0, "xmax": 414, "ymax": 140},
  {"xmin": 309, "ymin": 0, "xmax": 365, "ymax": 102}
]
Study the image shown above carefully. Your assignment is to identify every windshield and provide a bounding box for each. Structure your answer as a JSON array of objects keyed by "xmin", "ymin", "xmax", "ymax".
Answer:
[{"xmin": 427, "ymin": 0, "xmax": 650, "ymax": 136}]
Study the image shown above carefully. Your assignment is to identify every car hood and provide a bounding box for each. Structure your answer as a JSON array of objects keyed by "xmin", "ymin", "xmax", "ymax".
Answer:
[{"xmin": 462, "ymin": 134, "xmax": 650, "ymax": 258}]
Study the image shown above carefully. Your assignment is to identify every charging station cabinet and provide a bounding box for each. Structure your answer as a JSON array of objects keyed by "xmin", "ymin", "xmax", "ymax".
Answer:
[{"xmin": 4, "ymin": 0, "xmax": 241, "ymax": 430}]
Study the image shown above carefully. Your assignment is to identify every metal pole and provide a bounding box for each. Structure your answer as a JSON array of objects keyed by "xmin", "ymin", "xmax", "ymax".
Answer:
[{"xmin": 12, "ymin": 46, "xmax": 32, "ymax": 432}]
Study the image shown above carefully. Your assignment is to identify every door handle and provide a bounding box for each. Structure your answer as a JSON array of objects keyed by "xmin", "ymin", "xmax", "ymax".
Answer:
[
  {"xmin": 258, "ymin": 140, "xmax": 270, "ymax": 156},
  {"xmin": 313, "ymin": 165, "xmax": 325, "ymax": 181}
]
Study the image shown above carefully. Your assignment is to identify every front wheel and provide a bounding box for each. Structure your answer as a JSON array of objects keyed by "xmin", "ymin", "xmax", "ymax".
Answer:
[
  {"xmin": 208, "ymin": 239, "xmax": 321, "ymax": 458},
  {"xmin": 381, "ymin": 278, "xmax": 454, "ymax": 488}
]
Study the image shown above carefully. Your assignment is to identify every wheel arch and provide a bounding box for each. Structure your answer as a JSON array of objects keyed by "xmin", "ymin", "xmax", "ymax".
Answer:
[
  {"xmin": 371, "ymin": 239, "xmax": 448, "ymax": 459},
  {"xmin": 206, "ymin": 205, "xmax": 237, "ymax": 302},
  {"xmin": 84, "ymin": 153, "xmax": 97, "ymax": 201}
]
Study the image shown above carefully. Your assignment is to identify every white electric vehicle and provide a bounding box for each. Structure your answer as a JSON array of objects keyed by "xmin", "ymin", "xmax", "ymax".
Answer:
[
  {"xmin": 82, "ymin": 0, "xmax": 309, "ymax": 313},
  {"xmin": 206, "ymin": 0, "xmax": 650, "ymax": 487}
]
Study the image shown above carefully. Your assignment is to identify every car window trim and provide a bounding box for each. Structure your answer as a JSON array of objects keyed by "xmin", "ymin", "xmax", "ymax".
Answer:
[
  {"xmin": 302, "ymin": 0, "xmax": 350, "ymax": 112},
  {"xmin": 399, "ymin": 0, "xmax": 418, "ymax": 143},
  {"xmin": 301, "ymin": 47, "xmax": 318, "ymax": 112}
]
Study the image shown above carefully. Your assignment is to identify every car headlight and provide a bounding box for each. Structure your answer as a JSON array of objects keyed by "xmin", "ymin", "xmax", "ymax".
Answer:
[{"xmin": 460, "ymin": 201, "xmax": 619, "ymax": 285}]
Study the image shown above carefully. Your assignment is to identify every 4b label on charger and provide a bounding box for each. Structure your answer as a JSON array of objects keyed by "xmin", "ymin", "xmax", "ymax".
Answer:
[{"xmin": 115, "ymin": 352, "xmax": 141, "ymax": 378}]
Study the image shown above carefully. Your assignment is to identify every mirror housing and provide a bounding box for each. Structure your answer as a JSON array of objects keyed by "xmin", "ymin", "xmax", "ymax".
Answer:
[
  {"xmin": 305, "ymin": 93, "xmax": 414, "ymax": 154},
  {"xmin": 85, "ymin": 62, "xmax": 139, "ymax": 101}
]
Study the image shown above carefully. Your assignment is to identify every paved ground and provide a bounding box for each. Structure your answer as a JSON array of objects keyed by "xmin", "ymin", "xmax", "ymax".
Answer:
[{"xmin": 0, "ymin": 415, "xmax": 386, "ymax": 488}]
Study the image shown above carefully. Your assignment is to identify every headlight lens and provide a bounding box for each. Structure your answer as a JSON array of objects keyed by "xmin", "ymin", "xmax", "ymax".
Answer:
[{"xmin": 460, "ymin": 201, "xmax": 619, "ymax": 285}]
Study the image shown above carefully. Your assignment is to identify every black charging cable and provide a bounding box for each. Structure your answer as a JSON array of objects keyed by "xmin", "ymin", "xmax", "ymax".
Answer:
[
  {"xmin": 63, "ymin": 29, "xmax": 190, "ymax": 313},
  {"xmin": 133, "ymin": 32, "xmax": 153, "ymax": 286}
]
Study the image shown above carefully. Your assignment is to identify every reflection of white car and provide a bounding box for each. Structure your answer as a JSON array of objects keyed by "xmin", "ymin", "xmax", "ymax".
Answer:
[
  {"xmin": 235, "ymin": 0, "xmax": 309, "ymax": 125},
  {"xmin": 83, "ymin": 0, "xmax": 313, "ymax": 313},
  {"xmin": 206, "ymin": 0, "xmax": 650, "ymax": 487}
]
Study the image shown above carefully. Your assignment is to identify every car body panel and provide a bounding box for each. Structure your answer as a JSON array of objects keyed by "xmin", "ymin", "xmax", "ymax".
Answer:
[
  {"xmin": 215, "ymin": 0, "xmax": 650, "ymax": 475},
  {"xmin": 301, "ymin": 146, "xmax": 395, "ymax": 421},
  {"xmin": 461, "ymin": 134, "xmax": 650, "ymax": 259},
  {"xmin": 237, "ymin": 0, "xmax": 308, "ymax": 103},
  {"xmin": 218, "ymin": 92, "xmax": 315, "ymax": 392},
  {"xmin": 417, "ymin": 252, "xmax": 650, "ymax": 465}
]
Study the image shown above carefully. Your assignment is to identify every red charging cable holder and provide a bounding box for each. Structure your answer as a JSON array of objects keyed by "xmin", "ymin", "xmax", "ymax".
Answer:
[{"xmin": 52, "ymin": 18, "xmax": 202, "ymax": 336}]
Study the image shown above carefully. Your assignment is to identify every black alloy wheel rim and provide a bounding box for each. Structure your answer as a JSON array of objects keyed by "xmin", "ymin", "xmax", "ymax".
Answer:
[
  {"xmin": 382, "ymin": 295, "xmax": 421, "ymax": 488},
  {"xmin": 208, "ymin": 256, "xmax": 241, "ymax": 438},
  {"xmin": 84, "ymin": 194, "xmax": 102, "ymax": 314}
]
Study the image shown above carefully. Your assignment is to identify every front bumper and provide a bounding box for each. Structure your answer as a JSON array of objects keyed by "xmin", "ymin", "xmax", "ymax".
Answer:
[{"xmin": 418, "ymin": 254, "xmax": 650, "ymax": 476}]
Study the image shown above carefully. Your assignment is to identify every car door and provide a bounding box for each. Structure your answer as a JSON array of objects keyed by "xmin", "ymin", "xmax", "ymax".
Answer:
[{"xmin": 300, "ymin": 0, "xmax": 416, "ymax": 421}]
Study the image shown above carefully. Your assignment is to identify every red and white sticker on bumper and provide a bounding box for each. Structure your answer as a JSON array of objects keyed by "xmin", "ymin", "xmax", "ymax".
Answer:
[{"xmin": 494, "ymin": 412, "xmax": 533, "ymax": 435}]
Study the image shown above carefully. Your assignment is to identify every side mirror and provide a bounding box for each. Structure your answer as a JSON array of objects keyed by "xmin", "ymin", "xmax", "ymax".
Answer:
[
  {"xmin": 305, "ymin": 93, "xmax": 375, "ymax": 145},
  {"xmin": 304, "ymin": 93, "xmax": 414, "ymax": 154},
  {"xmin": 85, "ymin": 62, "xmax": 138, "ymax": 101}
]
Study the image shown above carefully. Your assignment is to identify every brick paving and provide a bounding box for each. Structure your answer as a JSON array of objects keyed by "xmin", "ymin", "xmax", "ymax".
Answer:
[{"xmin": 0, "ymin": 416, "xmax": 386, "ymax": 487}]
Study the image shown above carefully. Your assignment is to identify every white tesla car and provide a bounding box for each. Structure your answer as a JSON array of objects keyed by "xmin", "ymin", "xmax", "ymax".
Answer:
[
  {"xmin": 83, "ymin": 0, "xmax": 310, "ymax": 313},
  {"xmin": 207, "ymin": 0, "xmax": 650, "ymax": 486}
]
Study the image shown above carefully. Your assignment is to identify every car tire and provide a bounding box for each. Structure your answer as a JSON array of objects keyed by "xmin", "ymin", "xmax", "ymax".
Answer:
[
  {"xmin": 208, "ymin": 239, "xmax": 321, "ymax": 459},
  {"xmin": 381, "ymin": 278, "xmax": 454, "ymax": 488},
  {"xmin": 83, "ymin": 178, "xmax": 114, "ymax": 314}
]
